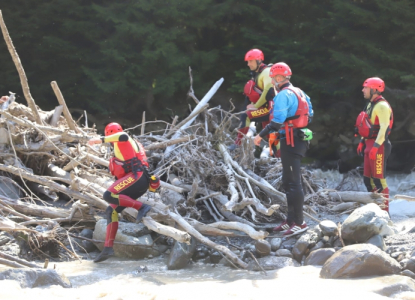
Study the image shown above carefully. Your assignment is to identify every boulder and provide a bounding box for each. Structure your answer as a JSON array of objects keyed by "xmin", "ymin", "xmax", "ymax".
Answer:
[
  {"xmin": 401, "ymin": 269, "xmax": 415, "ymax": 280},
  {"xmin": 366, "ymin": 234, "xmax": 386, "ymax": 251},
  {"xmin": 305, "ymin": 248, "xmax": 335, "ymax": 266},
  {"xmin": 321, "ymin": 244, "xmax": 401, "ymax": 279},
  {"xmin": 292, "ymin": 232, "xmax": 318, "ymax": 262},
  {"xmin": 247, "ymin": 256, "xmax": 300, "ymax": 271},
  {"xmin": 167, "ymin": 238, "xmax": 197, "ymax": 270},
  {"xmin": 93, "ymin": 219, "xmax": 159, "ymax": 259},
  {"xmin": 275, "ymin": 249, "xmax": 292, "ymax": 258},
  {"xmin": 319, "ymin": 220, "xmax": 338, "ymax": 236},
  {"xmin": 255, "ymin": 239, "xmax": 271, "ymax": 257},
  {"xmin": 402, "ymin": 257, "xmax": 415, "ymax": 273},
  {"xmin": 374, "ymin": 276, "xmax": 415, "ymax": 298},
  {"xmin": 0, "ymin": 269, "xmax": 71, "ymax": 288},
  {"xmin": 341, "ymin": 203, "xmax": 395, "ymax": 243},
  {"xmin": 270, "ymin": 238, "xmax": 282, "ymax": 251}
]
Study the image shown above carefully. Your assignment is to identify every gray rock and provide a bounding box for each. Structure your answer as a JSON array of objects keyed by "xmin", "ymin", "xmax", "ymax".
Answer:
[
  {"xmin": 80, "ymin": 229, "xmax": 94, "ymax": 239},
  {"xmin": 321, "ymin": 244, "xmax": 401, "ymax": 279},
  {"xmin": 247, "ymin": 256, "xmax": 300, "ymax": 271},
  {"xmin": 366, "ymin": 234, "xmax": 386, "ymax": 251},
  {"xmin": 0, "ymin": 236, "xmax": 11, "ymax": 247},
  {"xmin": 167, "ymin": 238, "xmax": 197, "ymax": 270},
  {"xmin": 0, "ymin": 269, "xmax": 71, "ymax": 288},
  {"xmin": 402, "ymin": 257, "xmax": 415, "ymax": 273},
  {"xmin": 374, "ymin": 277, "xmax": 415, "ymax": 298},
  {"xmin": 319, "ymin": 220, "xmax": 338, "ymax": 236},
  {"xmin": 280, "ymin": 237, "xmax": 297, "ymax": 251},
  {"xmin": 401, "ymin": 269, "xmax": 415, "ymax": 279},
  {"xmin": 93, "ymin": 219, "xmax": 159, "ymax": 259},
  {"xmin": 305, "ymin": 248, "xmax": 335, "ymax": 266},
  {"xmin": 192, "ymin": 245, "xmax": 209, "ymax": 261},
  {"xmin": 255, "ymin": 239, "xmax": 271, "ymax": 257},
  {"xmin": 310, "ymin": 240, "xmax": 324, "ymax": 252},
  {"xmin": 391, "ymin": 251, "xmax": 403, "ymax": 258},
  {"xmin": 341, "ymin": 203, "xmax": 395, "ymax": 243},
  {"xmin": 309, "ymin": 225, "xmax": 324, "ymax": 240},
  {"xmin": 292, "ymin": 232, "xmax": 318, "ymax": 263},
  {"xmin": 270, "ymin": 238, "xmax": 282, "ymax": 251},
  {"xmin": 332, "ymin": 237, "xmax": 343, "ymax": 248},
  {"xmin": 275, "ymin": 249, "xmax": 292, "ymax": 258},
  {"xmin": 209, "ymin": 251, "xmax": 222, "ymax": 264}
]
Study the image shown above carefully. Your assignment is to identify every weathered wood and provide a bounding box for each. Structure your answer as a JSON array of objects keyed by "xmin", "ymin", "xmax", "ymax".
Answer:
[
  {"xmin": 142, "ymin": 216, "xmax": 191, "ymax": 244},
  {"xmin": 0, "ymin": 10, "xmax": 43, "ymax": 125},
  {"xmin": 0, "ymin": 258, "xmax": 27, "ymax": 268},
  {"xmin": 0, "ymin": 164, "xmax": 107, "ymax": 209},
  {"xmin": 208, "ymin": 221, "xmax": 268, "ymax": 240},
  {"xmin": 0, "ymin": 251, "xmax": 40, "ymax": 268},
  {"xmin": 50, "ymin": 81, "xmax": 82, "ymax": 133},
  {"xmin": 327, "ymin": 191, "xmax": 384, "ymax": 204},
  {"xmin": 1, "ymin": 111, "xmax": 89, "ymax": 143},
  {"xmin": 50, "ymin": 105, "xmax": 64, "ymax": 126}
]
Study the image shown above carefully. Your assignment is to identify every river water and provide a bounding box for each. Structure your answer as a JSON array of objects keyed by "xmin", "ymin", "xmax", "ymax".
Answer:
[{"xmin": 1, "ymin": 171, "xmax": 415, "ymax": 300}]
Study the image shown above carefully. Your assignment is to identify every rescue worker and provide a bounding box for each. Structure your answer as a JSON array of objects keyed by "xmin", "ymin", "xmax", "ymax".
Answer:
[
  {"xmin": 254, "ymin": 62, "xmax": 313, "ymax": 237},
  {"xmin": 230, "ymin": 49, "xmax": 275, "ymax": 157},
  {"xmin": 88, "ymin": 122, "xmax": 160, "ymax": 262},
  {"xmin": 355, "ymin": 77, "xmax": 393, "ymax": 213}
]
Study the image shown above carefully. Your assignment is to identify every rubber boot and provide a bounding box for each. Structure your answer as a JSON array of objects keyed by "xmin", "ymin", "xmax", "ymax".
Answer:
[
  {"xmin": 136, "ymin": 203, "xmax": 152, "ymax": 223},
  {"xmin": 94, "ymin": 247, "xmax": 115, "ymax": 263},
  {"xmin": 228, "ymin": 127, "xmax": 250, "ymax": 151}
]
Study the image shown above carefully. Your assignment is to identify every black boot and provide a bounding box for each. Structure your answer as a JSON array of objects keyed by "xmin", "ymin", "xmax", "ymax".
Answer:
[
  {"xmin": 136, "ymin": 204, "xmax": 152, "ymax": 223},
  {"xmin": 254, "ymin": 145, "xmax": 263, "ymax": 158},
  {"xmin": 93, "ymin": 246, "xmax": 114, "ymax": 263}
]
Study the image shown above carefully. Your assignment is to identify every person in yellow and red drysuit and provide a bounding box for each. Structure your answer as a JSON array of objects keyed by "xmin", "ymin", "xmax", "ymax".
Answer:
[
  {"xmin": 88, "ymin": 122, "xmax": 160, "ymax": 262},
  {"xmin": 229, "ymin": 49, "xmax": 275, "ymax": 157},
  {"xmin": 355, "ymin": 77, "xmax": 393, "ymax": 213}
]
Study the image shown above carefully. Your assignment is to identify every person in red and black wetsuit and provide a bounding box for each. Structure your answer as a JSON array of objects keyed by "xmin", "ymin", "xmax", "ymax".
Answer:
[
  {"xmin": 88, "ymin": 122, "xmax": 160, "ymax": 262},
  {"xmin": 356, "ymin": 77, "xmax": 393, "ymax": 213}
]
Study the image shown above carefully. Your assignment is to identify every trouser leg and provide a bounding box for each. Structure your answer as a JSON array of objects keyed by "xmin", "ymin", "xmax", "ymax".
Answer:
[{"xmin": 280, "ymin": 137, "xmax": 307, "ymax": 225}]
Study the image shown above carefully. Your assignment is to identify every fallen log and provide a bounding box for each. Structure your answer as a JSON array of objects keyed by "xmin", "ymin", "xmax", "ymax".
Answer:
[
  {"xmin": 327, "ymin": 191, "xmax": 385, "ymax": 204},
  {"xmin": 0, "ymin": 251, "xmax": 40, "ymax": 268}
]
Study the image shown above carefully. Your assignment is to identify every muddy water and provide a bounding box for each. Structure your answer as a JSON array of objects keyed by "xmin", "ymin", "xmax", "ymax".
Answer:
[
  {"xmin": 1, "ymin": 171, "xmax": 415, "ymax": 300},
  {"xmin": 0, "ymin": 259, "xmax": 411, "ymax": 300}
]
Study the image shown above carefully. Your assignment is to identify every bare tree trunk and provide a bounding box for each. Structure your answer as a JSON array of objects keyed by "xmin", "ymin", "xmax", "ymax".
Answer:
[{"xmin": 0, "ymin": 10, "xmax": 43, "ymax": 125}]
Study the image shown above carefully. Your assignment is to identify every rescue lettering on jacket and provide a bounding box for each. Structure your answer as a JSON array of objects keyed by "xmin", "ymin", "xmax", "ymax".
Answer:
[
  {"xmin": 114, "ymin": 176, "xmax": 135, "ymax": 191},
  {"xmin": 376, "ymin": 154, "xmax": 383, "ymax": 175},
  {"xmin": 250, "ymin": 107, "xmax": 270, "ymax": 117}
]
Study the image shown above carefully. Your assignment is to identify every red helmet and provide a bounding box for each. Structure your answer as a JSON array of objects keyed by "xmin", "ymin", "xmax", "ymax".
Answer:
[
  {"xmin": 244, "ymin": 49, "xmax": 264, "ymax": 61},
  {"xmin": 363, "ymin": 77, "xmax": 385, "ymax": 92},
  {"xmin": 105, "ymin": 122, "xmax": 123, "ymax": 136},
  {"xmin": 269, "ymin": 62, "xmax": 292, "ymax": 77}
]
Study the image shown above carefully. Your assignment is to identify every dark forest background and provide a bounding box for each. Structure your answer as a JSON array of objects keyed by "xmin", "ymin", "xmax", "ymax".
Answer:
[{"xmin": 0, "ymin": 0, "xmax": 414, "ymax": 172}]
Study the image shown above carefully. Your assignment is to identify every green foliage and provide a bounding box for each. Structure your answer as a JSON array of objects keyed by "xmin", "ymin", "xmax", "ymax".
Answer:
[{"xmin": 0, "ymin": 0, "xmax": 414, "ymax": 127}]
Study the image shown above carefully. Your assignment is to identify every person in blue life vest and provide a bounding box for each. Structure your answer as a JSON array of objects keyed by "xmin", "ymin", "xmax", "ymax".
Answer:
[
  {"xmin": 254, "ymin": 62, "xmax": 313, "ymax": 237},
  {"xmin": 88, "ymin": 122, "xmax": 160, "ymax": 262}
]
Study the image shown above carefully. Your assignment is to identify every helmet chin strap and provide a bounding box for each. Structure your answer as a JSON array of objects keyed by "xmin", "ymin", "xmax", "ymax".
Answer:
[{"xmin": 369, "ymin": 89, "xmax": 380, "ymax": 100}]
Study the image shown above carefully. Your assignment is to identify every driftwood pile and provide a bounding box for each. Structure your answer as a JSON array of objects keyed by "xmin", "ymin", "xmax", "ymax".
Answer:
[{"xmin": 0, "ymin": 9, "xmax": 390, "ymax": 270}]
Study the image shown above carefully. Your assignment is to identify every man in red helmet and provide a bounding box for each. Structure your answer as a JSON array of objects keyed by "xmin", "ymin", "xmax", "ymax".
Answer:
[
  {"xmin": 254, "ymin": 62, "xmax": 313, "ymax": 237},
  {"xmin": 88, "ymin": 122, "xmax": 160, "ymax": 262},
  {"xmin": 229, "ymin": 49, "xmax": 275, "ymax": 157},
  {"xmin": 355, "ymin": 77, "xmax": 393, "ymax": 213}
]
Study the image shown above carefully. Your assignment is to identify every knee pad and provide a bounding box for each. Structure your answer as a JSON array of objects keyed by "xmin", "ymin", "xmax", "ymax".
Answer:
[{"xmin": 105, "ymin": 206, "xmax": 118, "ymax": 225}]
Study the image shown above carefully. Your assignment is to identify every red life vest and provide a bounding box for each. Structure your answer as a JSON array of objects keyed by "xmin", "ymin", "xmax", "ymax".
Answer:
[
  {"xmin": 109, "ymin": 139, "xmax": 149, "ymax": 179},
  {"xmin": 281, "ymin": 86, "xmax": 310, "ymax": 146},
  {"xmin": 243, "ymin": 80, "xmax": 262, "ymax": 103},
  {"xmin": 355, "ymin": 96, "xmax": 393, "ymax": 139},
  {"xmin": 243, "ymin": 64, "xmax": 270, "ymax": 103}
]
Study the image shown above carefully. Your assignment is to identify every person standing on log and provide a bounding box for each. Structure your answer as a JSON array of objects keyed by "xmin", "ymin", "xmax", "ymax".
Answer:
[
  {"xmin": 88, "ymin": 122, "xmax": 160, "ymax": 262},
  {"xmin": 254, "ymin": 62, "xmax": 313, "ymax": 237},
  {"xmin": 229, "ymin": 49, "xmax": 275, "ymax": 157},
  {"xmin": 355, "ymin": 77, "xmax": 393, "ymax": 213}
]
